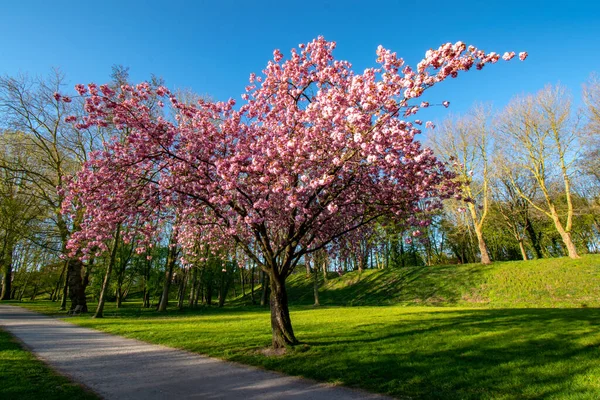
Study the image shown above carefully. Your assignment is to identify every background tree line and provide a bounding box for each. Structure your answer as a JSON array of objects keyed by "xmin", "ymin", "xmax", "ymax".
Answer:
[{"xmin": 1, "ymin": 68, "xmax": 598, "ymax": 313}]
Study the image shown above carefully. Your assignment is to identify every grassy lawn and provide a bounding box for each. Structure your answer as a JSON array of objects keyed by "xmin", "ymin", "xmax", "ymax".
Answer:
[
  {"xmin": 283, "ymin": 255, "xmax": 600, "ymax": 308},
  {"xmin": 17, "ymin": 300, "xmax": 600, "ymax": 399},
  {"xmin": 0, "ymin": 328, "xmax": 98, "ymax": 400},
  {"xmin": 11, "ymin": 255, "xmax": 600, "ymax": 399}
]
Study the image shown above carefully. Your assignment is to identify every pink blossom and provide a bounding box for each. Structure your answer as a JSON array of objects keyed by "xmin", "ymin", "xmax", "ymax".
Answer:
[
  {"xmin": 519, "ymin": 51, "xmax": 528, "ymax": 61},
  {"xmin": 62, "ymin": 37, "xmax": 521, "ymax": 342},
  {"xmin": 502, "ymin": 52, "xmax": 515, "ymax": 61},
  {"xmin": 75, "ymin": 84, "xmax": 87, "ymax": 95}
]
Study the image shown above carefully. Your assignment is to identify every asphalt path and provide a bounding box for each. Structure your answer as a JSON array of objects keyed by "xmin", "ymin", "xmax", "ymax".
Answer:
[{"xmin": 0, "ymin": 305, "xmax": 390, "ymax": 399}]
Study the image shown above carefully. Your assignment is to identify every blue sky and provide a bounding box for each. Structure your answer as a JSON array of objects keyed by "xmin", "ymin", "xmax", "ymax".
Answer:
[{"xmin": 2, "ymin": 0, "xmax": 599, "ymax": 122}]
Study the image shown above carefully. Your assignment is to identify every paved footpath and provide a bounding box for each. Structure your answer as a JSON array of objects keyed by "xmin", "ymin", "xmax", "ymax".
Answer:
[{"xmin": 0, "ymin": 305, "xmax": 389, "ymax": 399}]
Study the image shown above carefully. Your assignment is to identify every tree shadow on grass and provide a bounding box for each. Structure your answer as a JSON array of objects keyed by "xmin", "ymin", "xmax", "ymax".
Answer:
[
  {"xmin": 283, "ymin": 264, "xmax": 495, "ymax": 307},
  {"xmin": 276, "ymin": 308, "xmax": 600, "ymax": 399}
]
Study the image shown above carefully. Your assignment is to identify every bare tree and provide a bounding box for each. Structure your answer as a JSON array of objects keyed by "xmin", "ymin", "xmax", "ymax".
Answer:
[
  {"xmin": 0, "ymin": 70, "xmax": 103, "ymax": 310},
  {"xmin": 497, "ymin": 85, "xmax": 581, "ymax": 258},
  {"xmin": 0, "ymin": 132, "xmax": 47, "ymax": 299},
  {"xmin": 581, "ymin": 74, "xmax": 600, "ymax": 185},
  {"xmin": 431, "ymin": 106, "xmax": 493, "ymax": 264}
]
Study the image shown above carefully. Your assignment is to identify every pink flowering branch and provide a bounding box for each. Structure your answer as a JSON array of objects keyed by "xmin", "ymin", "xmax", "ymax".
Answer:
[{"xmin": 62, "ymin": 37, "xmax": 524, "ymax": 348}]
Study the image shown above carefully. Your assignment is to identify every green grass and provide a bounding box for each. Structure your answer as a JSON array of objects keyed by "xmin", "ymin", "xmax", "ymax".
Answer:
[
  {"xmin": 16, "ymin": 301, "xmax": 600, "ymax": 399},
  {"xmin": 12, "ymin": 255, "xmax": 600, "ymax": 399},
  {"xmin": 0, "ymin": 328, "xmax": 98, "ymax": 400},
  {"xmin": 283, "ymin": 254, "xmax": 600, "ymax": 308}
]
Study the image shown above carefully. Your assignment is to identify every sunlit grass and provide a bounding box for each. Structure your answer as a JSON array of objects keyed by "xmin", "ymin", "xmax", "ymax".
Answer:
[
  {"xmin": 18, "ymin": 301, "xmax": 600, "ymax": 399},
  {"xmin": 14, "ymin": 255, "xmax": 600, "ymax": 399},
  {"xmin": 283, "ymin": 254, "xmax": 600, "ymax": 308}
]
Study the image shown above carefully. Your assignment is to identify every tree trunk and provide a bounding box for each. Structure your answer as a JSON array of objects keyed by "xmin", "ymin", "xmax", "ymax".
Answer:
[
  {"xmin": 204, "ymin": 277, "xmax": 213, "ymax": 305},
  {"xmin": 94, "ymin": 226, "xmax": 120, "ymax": 318},
  {"xmin": 142, "ymin": 256, "xmax": 151, "ymax": 308},
  {"xmin": 550, "ymin": 209, "xmax": 580, "ymax": 259},
  {"xmin": 0, "ymin": 238, "xmax": 15, "ymax": 300},
  {"xmin": 158, "ymin": 243, "xmax": 177, "ymax": 312},
  {"xmin": 83, "ymin": 256, "xmax": 94, "ymax": 292},
  {"xmin": 67, "ymin": 259, "xmax": 87, "ymax": 312},
  {"xmin": 177, "ymin": 269, "xmax": 187, "ymax": 310},
  {"xmin": 518, "ymin": 239, "xmax": 528, "ymax": 261},
  {"xmin": 218, "ymin": 269, "xmax": 230, "ymax": 308},
  {"xmin": 269, "ymin": 272, "xmax": 298, "ymax": 349},
  {"xmin": 525, "ymin": 217, "xmax": 543, "ymax": 259},
  {"xmin": 240, "ymin": 267, "xmax": 245, "ymax": 297},
  {"xmin": 194, "ymin": 279, "xmax": 201, "ymax": 307},
  {"xmin": 474, "ymin": 225, "xmax": 492, "ymax": 265},
  {"xmin": 260, "ymin": 270, "xmax": 269, "ymax": 307},
  {"xmin": 95, "ymin": 271, "xmax": 110, "ymax": 317},
  {"xmin": 30, "ymin": 284, "xmax": 38, "ymax": 301},
  {"xmin": 60, "ymin": 270, "xmax": 68, "ymax": 310},
  {"xmin": 53, "ymin": 261, "xmax": 68, "ymax": 302},
  {"xmin": 0, "ymin": 259, "xmax": 12, "ymax": 301},
  {"xmin": 250, "ymin": 263, "xmax": 256, "ymax": 304},
  {"xmin": 313, "ymin": 261, "xmax": 320, "ymax": 307},
  {"xmin": 188, "ymin": 266, "xmax": 197, "ymax": 307},
  {"xmin": 19, "ymin": 272, "xmax": 32, "ymax": 301}
]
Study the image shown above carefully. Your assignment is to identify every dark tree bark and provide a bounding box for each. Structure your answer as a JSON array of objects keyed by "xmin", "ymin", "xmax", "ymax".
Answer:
[
  {"xmin": 204, "ymin": 280, "xmax": 212, "ymax": 305},
  {"xmin": 177, "ymin": 269, "xmax": 187, "ymax": 310},
  {"xmin": 30, "ymin": 284, "xmax": 38, "ymax": 301},
  {"xmin": 525, "ymin": 217, "xmax": 544, "ymax": 259},
  {"xmin": 250, "ymin": 263, "xmax": 256, "ymax": 304},
  {"xmin": 67, "ymin": 259, "xmax": 87, "ymax": 312},
  {"xmin": 0, "ymin": 260, "xmax": 12, "ymax": 301},
  {"xmin": 158, "ymin": 235, "xmax": 178, "ymax": 312},
  {"xmin": 194, "ymin": 280, "xmax": 202, "ymax": 307},
  {"xmin": 0, "ymin": 238, "xmax": 15, "ymax": 300},
  {"xmin": 268, "ymin": 271, "xmax": 298, "ymax": 349},
  {"xmin": 142, "ymin": 255, "xmax": 151, "ymax": 308},
  {"xmin": 188, "ymin": 266, "xmax": 197, "ymax": 307},
  {"xmin": 218, "ymin": 269, "xmax": 230, "ymax": 308},
  {"xmin": 240, "ymin": 266, "xmax": 246, "ymax": 297},
  {"xmin": 260, "ymin": 270, "xmax": 269, "ymax": 307}
]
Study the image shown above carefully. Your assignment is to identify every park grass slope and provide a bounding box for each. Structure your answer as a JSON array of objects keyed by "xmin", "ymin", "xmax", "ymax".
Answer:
[{"xmin": 284, "ymin": 254, "xmax": 600, "ymax": 308}]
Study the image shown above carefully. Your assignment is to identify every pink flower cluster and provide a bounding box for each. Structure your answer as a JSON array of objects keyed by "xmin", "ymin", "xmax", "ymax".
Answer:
[{"xmin": 62, "ymin": 37, "xmax": 523, "ymax": 269}]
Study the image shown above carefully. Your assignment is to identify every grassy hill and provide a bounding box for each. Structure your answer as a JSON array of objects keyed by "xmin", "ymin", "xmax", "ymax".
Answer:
[{"xmin": 283, "ymin": 255, "xmax": 600, "ymax": 308}]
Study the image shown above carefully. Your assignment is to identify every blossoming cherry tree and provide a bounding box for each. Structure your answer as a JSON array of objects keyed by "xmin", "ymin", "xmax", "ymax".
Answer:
[{"xmin": 63, "ymin": 38, "xmax": 524, "ymax": 348}]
